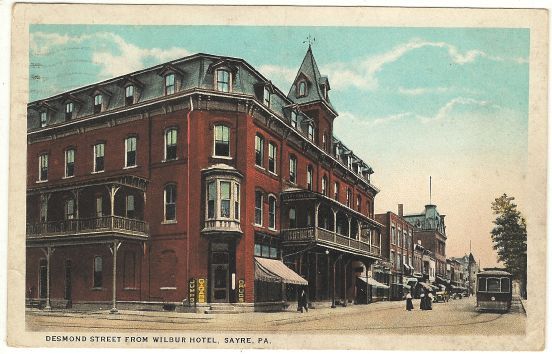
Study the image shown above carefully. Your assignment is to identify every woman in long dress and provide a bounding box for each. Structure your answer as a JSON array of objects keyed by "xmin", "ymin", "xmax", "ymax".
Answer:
[
  {"xmin": 405, "ymin": 292, "xmax": 414, "ymax": 311},
  {"xmin": 427, "ymin": 292, "xmax": 434, "ymax": 310},
  {"xmin": 419, "ymin": 292, "xmax": 426, "ymax": 310}
]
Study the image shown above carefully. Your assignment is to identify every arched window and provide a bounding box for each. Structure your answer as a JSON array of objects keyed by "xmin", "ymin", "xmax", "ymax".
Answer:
[
  {"xmin": 214, "ymin": 125, "xmax": 230, "ymax": 157},
  {"xmin": 164, "ymin": 184, "xmax": 177, "ymax": 222},
  {"xmin": 255, "ymin": 134, "xmax": 264, "ymax": 167},
  {"xmin": 216, "ymin": 69, "xmax": 231, "ymax": 92},
  {"xmin": 268, "ymin": 195, "xmax": 277, "ymax": 230},
  {"xmin": 306, "ymin": 165, "xmax": 313, "ymax": 191},
  {"xmin": 165, "ymin": 128, "xmax": 177, "ymax": 160},
  {"xmin": 298, "ymin": 81, "xmax": 307, "ymax": 97},
  {"xmin": 321, "ymin": 176, "xmax": 328, "ymax": 196}
]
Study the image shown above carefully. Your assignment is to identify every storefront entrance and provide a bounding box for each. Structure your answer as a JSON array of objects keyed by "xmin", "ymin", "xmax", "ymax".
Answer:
[{"xmin": 209, "ymin": 240, "xmax": 236, "ymax": 303}]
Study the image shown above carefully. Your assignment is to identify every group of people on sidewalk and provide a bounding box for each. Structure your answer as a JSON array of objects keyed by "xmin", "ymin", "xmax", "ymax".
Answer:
[{"xmin": 405, "ymin": 290, "xmax": 433, "ymax": 311}]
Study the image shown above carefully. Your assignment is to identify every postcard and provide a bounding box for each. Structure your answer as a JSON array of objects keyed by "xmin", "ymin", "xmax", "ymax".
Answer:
[{"xmin": 7, "ymin": 3, "xmax": 547, "ymax": 350}]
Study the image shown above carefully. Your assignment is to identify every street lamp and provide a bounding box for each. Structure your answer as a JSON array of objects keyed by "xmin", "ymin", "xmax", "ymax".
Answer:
[{"xmin": 330, "ymin": 252, "xmax": 344, "ymax": 309}]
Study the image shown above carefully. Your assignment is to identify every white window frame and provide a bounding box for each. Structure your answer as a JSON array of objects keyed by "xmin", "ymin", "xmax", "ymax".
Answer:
[
  {"xmin": 125, "ymin": 85, "xmax": 135, "ymax": 105},
  {"xmin": 306, "ymin": 166, "xmax": 313, "ymax": 191},
  {"xmin": 255, "ymin": 134, "xmax": 264, "ymax": 167},
  {"xmin": 125, "ymin": 136, "xmax": 137, "ymax": 168},
  {"xmin": 254, "ymin": 191, "xmax": 263, "ymax": 226},
  {"xmin": 163, "ymin": 184, "xmax": 177, "ymax": 222},
  {"xmin": 96, "ymin": 196, "xmax": 103, "ymax": 217},
  {"xmin": 216, "ymin": 69, "xmax": 231, "ymax": 93},
  {"xmin": 268, "ymin": 142, "xmax": 277, "ymax": 174},
  {"xmin": 334, "ymin": 182, "xmax": 339, "ymax": 200},
  {"xmin": 213, "ymin": 125, "xmax": 231, "ymax": 158},
  {"xmin": 65, "ymin": 148, "xmax": 75, "ymax": 178},
  {"xmin": 93, "ymin": 143, "xmax": 105, "ymax": 173},
  {"xmin": 307, "ymin": 124, "xmax": 314, "ymax": 141},
  {"xmin": 65, "ymin": 102, "xmax": 74, "ymax": 120},
  {"xmin": 205, "ymin": 179, "xmax": 241, "ymax": 221},
  {"xmin": 290, "ymin": 111, "xmax": 298, "ymax": 128},
  {"xmin": 268, "ymin": 194, "xmax": 277, "ymax": 230},
  {"xmin": 164, "ymin": 128, "xmax": 177, "ymax": 161},
  {"xmin": 298, "ymin": 81, "xmax": 307, "ymax": 97},
  {"xmin": 321, "ymin": 176, "xmax": 327, "ymax": 196},
  {"xmin": 263, "ymin": 86, "xmax": 271, "ymax": 107},
  {"xmin": 289, "ymin": 156, "xmax": 297, "ymax": 184},
  {"xmin": 38, "ymin": 154, "xmax": 48, "ymax": 182},
  {"xmin": 94, "ymin": 94, "xmax": 103, "ymax": 113},
  {"xmin": 165, "ymin": 73, "xmax": 175, "ymax": 95},
  {"xmin": 40, "ymin": 111, "xmax": 47, "ymax": 127}
]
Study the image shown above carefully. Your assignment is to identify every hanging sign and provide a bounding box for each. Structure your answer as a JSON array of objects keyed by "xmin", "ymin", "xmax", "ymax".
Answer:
[
  {"xmin": 188, "ymin": 278, "xmax": 196, "ymax": 305},
  {"xmin": 238, "ymin": 279, "xmax": 245, "ymax": 303},
  {"xmin": 197, "ymin": 278, "xmax": 207, "ymax": 303}
]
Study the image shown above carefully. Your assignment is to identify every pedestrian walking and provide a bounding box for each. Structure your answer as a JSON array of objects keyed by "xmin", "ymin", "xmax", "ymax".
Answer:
[
  {"xmin": 427, "ymin": 292, "xmax": 434, "ymax": 310},
  {"xmin": 297, "ymin": 287, "xmax": 308, "ymax": 313},
  {"xmin": 405, "ymin": 292, "xmax": 414, "ymax": 311},
  {"xmin": 419, "ymin": 292, "xmax": 426, "ymax": 310}
]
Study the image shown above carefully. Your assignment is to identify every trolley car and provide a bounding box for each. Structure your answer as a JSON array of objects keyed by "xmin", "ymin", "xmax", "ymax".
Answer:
[{"xmin": 476, "ymin": 270, "xmax": 512, "ymax": 312}]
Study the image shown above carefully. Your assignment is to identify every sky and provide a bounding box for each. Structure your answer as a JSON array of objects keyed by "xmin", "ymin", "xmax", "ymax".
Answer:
[{"xmin": 29, "ymin": 25, "xmax": 530, "ymax": 268}]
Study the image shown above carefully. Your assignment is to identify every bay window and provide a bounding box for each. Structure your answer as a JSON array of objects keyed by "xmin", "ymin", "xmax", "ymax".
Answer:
[{"xmin": 205, "ymin": 178, "xmax": 241, "ymax": 222}]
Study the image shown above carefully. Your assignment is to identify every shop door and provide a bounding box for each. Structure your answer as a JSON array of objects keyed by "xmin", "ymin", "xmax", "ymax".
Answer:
[
  {"xmin": 39, "ymin": 259, "xmax": 47, "ymax": 299},
  {"xmin": 210, "ymin": 249, "xmax": 230, "ymax": 303}
]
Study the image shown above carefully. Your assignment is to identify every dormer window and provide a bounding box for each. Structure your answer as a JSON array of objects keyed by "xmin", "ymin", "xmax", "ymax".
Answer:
[
  {"xmin": 125, "ymin": 85, "xmax": 134, "ymax": 106},
  {"xmin": 165, "ymin": 74, "xmax": 175, "ymax": 95},
  {"xmin": 263, "ymin": 86, "xmax": 271, "ymax": 107},
  {"xmin": 216, "ymin": 69, "xmax": 231, "ymax": 93},
  {"xmin": 321, "ymin": 83, "xmax": 328, "ymax": 100},
  {"xmin": 298, "ymin": 81, "xmax": 307, "ymax": 97},
  {"xmin": 94, "ymin": 94, "xmax": 103, "ymax": 114},
  {"xmin": 40, "ymin": 112, "xmax": 47, "ymax": 127},
  {"xmin": 290, "ymin": 111, "xmax": 298, "ymax": 128},
  {"xmin": 65, "ymin": 102, "xmax": 74, "ymax": 120}
]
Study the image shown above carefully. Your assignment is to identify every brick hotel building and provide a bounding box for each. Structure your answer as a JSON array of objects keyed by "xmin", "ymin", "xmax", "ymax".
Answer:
[{"xmin": 25, "ymin": 46, "xmax": 383, "ymax": 312}]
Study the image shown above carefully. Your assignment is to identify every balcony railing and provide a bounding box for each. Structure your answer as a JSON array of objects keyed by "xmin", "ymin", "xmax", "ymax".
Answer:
[
  {"xmin": 282, "ymin": 226, "xmax": 381, "ymax": 257},
  {"xmin": 26, "ymin": 216, "xmax": 149, "ymax": 238}
]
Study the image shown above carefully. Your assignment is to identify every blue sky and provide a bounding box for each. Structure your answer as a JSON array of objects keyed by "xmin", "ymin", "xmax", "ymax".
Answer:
[{"xmin": 29, "ymin": 25, "xmax": 530, "ymax": 267}]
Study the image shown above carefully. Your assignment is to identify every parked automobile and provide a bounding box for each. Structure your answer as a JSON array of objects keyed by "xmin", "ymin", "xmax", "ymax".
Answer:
[{"xmin": 433, "ymin": 291, "xmax": 447, "ymax": 303}]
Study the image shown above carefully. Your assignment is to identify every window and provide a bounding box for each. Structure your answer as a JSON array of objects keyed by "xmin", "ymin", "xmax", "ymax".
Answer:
[
  {"xmin": 65, "ymin": 149, "xmax": 75, "ymax": 177},
  {"xmin": 93, "ymin": 143, "xmax": 105, "ymax": 172},
  {"xmin": 216, "ymin": 69, "xmax": 230, "ymax": 92},
  {"xmin": 164, "ymin": 184, "xmax": 176, "ymax": 221},
  {"xmin": 94, "ymin": 94, "xmax": 102, "ymax": 114},
  {"xmin": 207, "ymin": 181, "xmax": 216, "ymax": 219},
  {"xmin": 165, "ymin": 74, "xmax": 175, "ymax": 95},
  {"xmin": 64, "ymin": 198, "xmax": 75, "ymax": 220},
  {"xmin": 93, "ymin": 256, "xmax": 103, "ymax": 288},
  {"xmin": 268, "ymin": 143, "xmax": 277, "ymax": 174},
  {"xmin": 254, "ymin": 242, "xmax": 278, "ymax": 259},
  {"xmin": 500, "ymin": 278, "xmax": 510, "ymax": 293},
  {"xmin": 39, "ymin": 154, "xmax": 48, "ymax": 181},
  {"xmin": 346, "ymin": 188, "xmax": 352, "ymax": 207},
  {"xmin": 125, "ymin": 137, "xmax": 137, "ymax": 167},
  {"xmin": 126, "ymin": 195, "xmax": 135, "ymax": 218},
  {"xmin": 165, "ymin": 128, "xmax": 177, "ymax": 160},
  {"xmin": 289, "ymin": 155, "xmax": 297, "ymax": 183},
  {"xmin": 322, "ymin": 132, "xmax": 327, "ymax": 150},
  {"xmin": 214, "ymin": 125, "xmax": 230, "ymax": 157},
  {"xmin": 234, "ymin": 184, "xmax": 240, "ymax": 220},
  {"xmin": 268, "ymin": 196, "xmax": 276, "ymax": 230},
  {"xmin": 357, "ymin": 195, "xmax": 361, "ymax": 211},
  {"xmin": 96, "ymin": 196, "xmax": 103, "ymax": 217},
  {"xmin": 263, "ymin": 86, "xmax": 270, "ymax": 107},
  {"xmin": 321, "ymin": 176, "xmax": 327, "ymax": 196},
  {"xmin": 290, "ymin": 111, "xmax": 298, "ymax": 128},
  {"xmin": 397, "ymin": 228, "xmax": 402, "ymax": 247},
  {"xmin": 391, "ymin": 226, "xmax": 396, "ymax": 244},
  {"xmin": 220, "ymin": 181, "xmax": 231, "ymax": 218},
  {"xmin": 40, "ymin": 112, "xmax": 47, "ymax": 127},
  {"xmin": 487, "ymin": 278, "xmax": 501, "ymax": 292},
  {"xmin": 306, "ymin": 166, "xmax": 313, "ymax": 191},
  {"xmin": 391, "ymin": 251, "xmax": 395, "ymax": 266},
  {"xmin": 255, "ymin": 134, "xmax": 264, "ymax": 167},
  {"xmin": 298, "ymin": 81, "xmax": 307, "ymax": 97},
  {"xmin": 307, "ymin": 124, "xmax": 314, "ymax": 141},
  {"xmin": 65, "ymin": 102, "xmax": 74, "ymax": 120},
  {"xmin": 125, "ymin": 85, "xmax": 134, "ymax": 106},
  {"xmin": 254, "ymin": 191, "xmax": 263, "ymax": 226},
  {"xmin": 289, "ymin": 208, "xmax": 296, "ymax": 228},
  {"xmin": 334, "ymin": 182, "xmax": 339, "ymax": 200}
]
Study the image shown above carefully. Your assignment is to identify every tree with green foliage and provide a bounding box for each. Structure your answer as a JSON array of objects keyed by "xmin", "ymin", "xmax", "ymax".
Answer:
[{"xmin": 490, "ymin": 194, "xmax": 527, "ymax": 298}]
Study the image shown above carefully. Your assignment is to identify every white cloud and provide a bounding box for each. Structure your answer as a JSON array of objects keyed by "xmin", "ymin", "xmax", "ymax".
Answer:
[
  {"xmin": 257, "ymin": 64, "xmax": 297, "ymax": 92},
  {"xmin": 30, "ymin": 31, "xmax": 192, "ymax": 79},
  {"xmin": 398, "ymin": 86, "xmax": 450, "ymax": 96},
  {"xmin": 321, "ymin": 38, "xmax": 528, "ymax": 91},
  {"xmin": 417, "ymin": 97, "xmax": 493, "ymax": 123}
]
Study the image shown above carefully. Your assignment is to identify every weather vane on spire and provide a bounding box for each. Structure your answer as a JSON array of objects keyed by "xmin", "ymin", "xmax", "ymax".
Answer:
[{"xmin": 303, "ymin": 34, "xmax": 316, "ymax": 47}]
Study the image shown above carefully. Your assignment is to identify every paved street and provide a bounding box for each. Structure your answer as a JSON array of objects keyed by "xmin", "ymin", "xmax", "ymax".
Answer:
[{"xmin": 26, "ymin": 297, "xmax": 525, "ymax": 335}]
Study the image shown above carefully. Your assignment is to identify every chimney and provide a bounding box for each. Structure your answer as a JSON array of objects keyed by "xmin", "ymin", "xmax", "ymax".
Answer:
[{"xmin": 398, "ymin": 204, "xmax": 403, "ymax": 217}]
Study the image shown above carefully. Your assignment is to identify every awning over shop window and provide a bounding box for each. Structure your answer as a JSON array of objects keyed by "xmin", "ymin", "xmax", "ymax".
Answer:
[
  {"xmin": 358, "ymin": 276, "xmax": 390, "ymax": 289},
  {"xmin": 254, "ymin": 257, "xmax": 308, "ymax": 285}
]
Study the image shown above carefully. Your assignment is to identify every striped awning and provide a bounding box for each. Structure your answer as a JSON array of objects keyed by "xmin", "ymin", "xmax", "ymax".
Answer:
[{"xmin": 254, "ymin": 257, "xmax": 308, "ymax": 285}]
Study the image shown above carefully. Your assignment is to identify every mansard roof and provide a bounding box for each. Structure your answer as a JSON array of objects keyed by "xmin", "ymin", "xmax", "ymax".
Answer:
[{"xmin": 287, "ymin": 45, "xmax": 337, "ymax": 114}]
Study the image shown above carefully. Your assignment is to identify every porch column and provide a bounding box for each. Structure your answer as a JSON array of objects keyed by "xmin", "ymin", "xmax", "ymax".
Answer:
[
  {"xmin": 332, "ymin": 209, "xmax": 337, "ymax": 233},
  {"xmin": 378, "ymin": 230, "xmax": 382, "ymax": 256},
  {"xmin": 107, "ymin": 185, "xmax": 121, "ymax": 228},
  {"xmin": 40, "ymin": 193, "xmax": 51, "ymax": 222},
  {"xmin": 343, "ymin": 258, "xmax": 351, "ymax": 307},
  {"xmin": 356, "ymin": 220, "xmax": 361, "ymax": 240},
  {"xmin": 71, "ymin": 189, "xmax": 80, "ymax": 219},
  {"xmin": 314, "ymin": 201, "xmax": 320, "ymax": 239},
  {"xmin": 41, "ymin": 247, "xmax": 55, "ymax": 310},
  {"xmin": 368, "ymin": 226, "xmax": 372, "ymax": 247},
  {"xmin": 110, "ymin": 240, "xmax": 122, "ymax": 314},
  {"xmin": 347, "ymin": 216, "xmax": 352, "ymax": 238}
]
